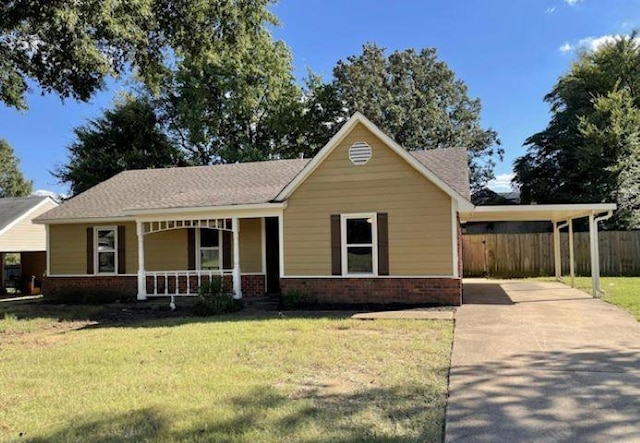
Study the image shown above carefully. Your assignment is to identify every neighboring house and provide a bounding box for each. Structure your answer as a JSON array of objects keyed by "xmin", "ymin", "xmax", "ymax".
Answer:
[
  {"xmin": 0, "ymin": 196, "xmax": 59, "ymax": 294},
  {"xmin": 34, "ymin": 113, "xmax": 616, "ymax": 305}
]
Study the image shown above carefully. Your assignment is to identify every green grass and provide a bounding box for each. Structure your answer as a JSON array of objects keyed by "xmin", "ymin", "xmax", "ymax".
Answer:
[
  {"xmin": 535, "ymin": 276, "xmax": 640, "ymax": 321},
  {"xmin": 0, "ymin": 300, "xmax": 453, "ymax": 442}
]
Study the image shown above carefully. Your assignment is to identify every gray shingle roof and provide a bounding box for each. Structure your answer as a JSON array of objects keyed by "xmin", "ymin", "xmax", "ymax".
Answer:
[
  {"xmin": 0, "ymin": 196, "xmax": 50, "ymax": 231},
  {"xmin": 37, "ymin": 148, "xmax": 470, "ymax": 222},
  {"xmin": 410, "ymin": 148, "xmax": 471, "ymax": 200}
]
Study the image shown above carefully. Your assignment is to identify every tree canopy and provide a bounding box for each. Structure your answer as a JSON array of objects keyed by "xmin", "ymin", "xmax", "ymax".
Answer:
[
  {"xmin": 0, "ymin": 0, "xmax": 276, "ymax": 109},
  {"xmin": 513, "ymin": 32, "xmax": 640, "ymax": 228},
  {"xmin": 54, "ymin": 96, "xmax": 183, "ymax": 196},
  {"xmin": 313, "ymin": 44, "xmax": 502, "ymax": 189},
  {"xmin": 0, "ymin": 139, "xmax": 32, "ymax": 197},
  {"xmin": 155, "ymin": 25, "xmax": 302, "ymax": 165}
]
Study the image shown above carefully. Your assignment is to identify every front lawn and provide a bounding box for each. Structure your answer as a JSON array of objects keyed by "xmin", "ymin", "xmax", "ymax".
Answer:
[
  {"xmin": 0, "ymin": 300, "xmax": 453, "ymax": 442},
  {"xmin": 536, "ymin": 276, "xmax": 640, "ymax": 321}
]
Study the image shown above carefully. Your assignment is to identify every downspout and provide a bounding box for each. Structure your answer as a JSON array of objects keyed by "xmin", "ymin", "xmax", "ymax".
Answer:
[{"xmin": 590, "ymin": 211, "xmax": 614, "ymax": 297}]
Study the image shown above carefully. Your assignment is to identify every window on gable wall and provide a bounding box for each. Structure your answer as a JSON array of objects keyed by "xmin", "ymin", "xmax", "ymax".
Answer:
[
  {"xmin": 342, "ymin": 214, "xmax": 377, "ymax": 275},
  {"xmin": 199, "ymin": 229, "xmax": 221, "ymax": 270},
  {"xmin": 96, "ymin": 228, "xmax": 117, "ymax": 273}
]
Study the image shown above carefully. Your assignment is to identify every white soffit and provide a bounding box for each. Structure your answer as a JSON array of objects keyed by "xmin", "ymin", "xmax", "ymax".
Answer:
[{"xmin": 460, "ymin": 203, "xmax": 617, "ymax": 223}]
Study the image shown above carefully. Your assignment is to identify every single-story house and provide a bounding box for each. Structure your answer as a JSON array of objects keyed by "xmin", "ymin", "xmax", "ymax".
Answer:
[
  {"xmin": 34, "ymin": 113, "xmax": 616, "ymax": 305},
  {"xmin": 0, "ymin": 196, "xmax": 58, "ymax": 294}
]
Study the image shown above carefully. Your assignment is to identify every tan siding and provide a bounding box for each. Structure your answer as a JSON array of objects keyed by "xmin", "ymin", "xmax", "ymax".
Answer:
[
  {"xmin": 49, "ymin": 222, "xmax": 138, "ymax": 275},
  {"xmin": 239, "ymin": 218, "xmax": 262, "ymax": 273},
  {"xmin": 49, "ymin": 219, "xmax": 263, "ymax": 275},
  {"xmin": 283, "ymin": 123, "xmax": 453, "ymax": 276},
  {"xmin": 0, "ymin": 200, "xmax": 58, "ymax": 252},
  {"xmin": 145, "ymin": 229, "xmax": 188, "ymax": 271}
]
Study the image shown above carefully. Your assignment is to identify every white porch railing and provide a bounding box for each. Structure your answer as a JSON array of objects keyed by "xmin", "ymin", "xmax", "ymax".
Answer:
[{"xmin": 145, "ymin": 270, "xmax": 232, "ymax": 297}]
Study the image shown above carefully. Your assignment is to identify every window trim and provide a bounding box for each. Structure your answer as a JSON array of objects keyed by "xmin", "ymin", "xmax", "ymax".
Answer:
[
  {"xmin": 94, "ymin": 226, "xmax": 118, "ymax": 275},
  {"xmin": 340, "ymin": 213, "xmax": 378, "ymax": 276},
  {"xmin": 196, "ymin": 228, "xmax": 223, "ymax": 271}
]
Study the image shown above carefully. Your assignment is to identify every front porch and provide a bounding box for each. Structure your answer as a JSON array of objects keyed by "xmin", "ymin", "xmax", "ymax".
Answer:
[{"xmin": 134, "ymin": 215, "xmax": 280, "ymax": 304}]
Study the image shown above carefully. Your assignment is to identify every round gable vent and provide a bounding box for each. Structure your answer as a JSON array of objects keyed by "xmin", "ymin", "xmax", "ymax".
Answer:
[{"xmin": 349, "ymin": 142, "xmax": 372, "ymax": 165}]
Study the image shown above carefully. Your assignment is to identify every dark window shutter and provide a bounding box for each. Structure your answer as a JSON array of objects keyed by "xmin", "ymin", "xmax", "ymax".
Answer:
[
  {"xmin": 330, "ymin": 215, "xmax": 342, "ymax": 275},
  {"xmin": 86, "ymin": 227, "xmax": 94, "ymax": 274},
  {"xmin": 117, "ymin": 226, "xmax": 126, "ymax": 274},
  {"xmin": 187, "ymin": 228, "xmax": 196, "ymax": 270},
  {"xmin": 377, "ymin": 213, "xmax": 389, "ymax": 275},
  {"xmin": 223, "ymin": 231, "xmax": 232, "ymax": 269}
]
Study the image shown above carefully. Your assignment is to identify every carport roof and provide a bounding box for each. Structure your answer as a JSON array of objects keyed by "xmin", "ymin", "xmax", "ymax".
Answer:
[{"xmin": 460, "ymin": 203, "xmax": 617, "ymax": 223}]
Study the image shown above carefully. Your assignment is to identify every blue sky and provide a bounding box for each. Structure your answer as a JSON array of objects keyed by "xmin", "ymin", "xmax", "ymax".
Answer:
[{"xmin": 0, "ymin": 0, "xmax": 638, "ymax": 195}]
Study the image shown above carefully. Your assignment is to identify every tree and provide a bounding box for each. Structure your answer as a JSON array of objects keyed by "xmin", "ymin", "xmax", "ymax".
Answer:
[
  {"xmin": 0, "ymin": 0, "xmax": 276, "ymax": 109},
  {"xmin": 54, "ymin": 96, "xmax": 183, "ymax": 195},
  {"xmin": 311, "ymin": 44, "xmax": 502, "ymax": 189},
  {"xmin": 579, "ymin": 88, "xmax": 640, "ymax": 228},
  {"xmin": 513, "ymin": 32, "xmax": 640, "ymax": 228},
  {"xmin": 0, "ymin": 139, "xmax": 32, "ymax": 197},
  {"xmin": 155, "ymin": 24, "xmax": 303, "ymax": 165}
]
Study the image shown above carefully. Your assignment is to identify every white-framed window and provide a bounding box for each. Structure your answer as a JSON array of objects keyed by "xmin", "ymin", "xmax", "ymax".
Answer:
[
  {"xmin": 95, "ymin": 227, "xmax": 117, "ymax": 274},
  {"xmin": 197, "ymin": 229, "xmax": 222, "ymax": 270},
  {"xmin": 341, "ymin": 213, "xmax": 378, "ymax": 276}
]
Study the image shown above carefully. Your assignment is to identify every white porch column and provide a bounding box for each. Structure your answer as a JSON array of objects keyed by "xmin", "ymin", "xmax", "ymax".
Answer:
[
  {"xmin": 136, "ymin": 221, "xmax": 147, "ymax": 301},
  {"xmin": 553, "ymin": 222, "xmax": 561, "ymax": 280},
  {"xmin": 588, "ymin": 213, "xmax": 600, "ymax": 297},
  {"xmin": 232, "ymin": 217, "xmax": 242, "ymax": 299},
  {"xmin": 568, "ymin": 219, "xmax": 575, "ymax": 288}
]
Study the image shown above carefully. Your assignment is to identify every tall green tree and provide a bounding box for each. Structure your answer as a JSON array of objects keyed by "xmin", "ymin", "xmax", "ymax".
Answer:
[
  {"xmin": 0, "ymin": 0, "xmax": 276, "ymax": 109},
  {"xmin": 155, "ymin": 25, "xmax": 302, "ymax": 165},
  {"xmin": 54, "ymin": 96, "xmax": 183, "ymax": 195},
  {"xmin": 579, "ymin": 87, "xmax": 640, "ymax": 228},
  {"xmin": 0, "ymin": 139, "xmax": 32, "ymax": 197},
  {"xmin": 513, "ymin": 33, "xmax": 640, "ymax": 227},
  {"xmin": 308, "ymin": 44, "xmax": 502, "ymax": 189}
]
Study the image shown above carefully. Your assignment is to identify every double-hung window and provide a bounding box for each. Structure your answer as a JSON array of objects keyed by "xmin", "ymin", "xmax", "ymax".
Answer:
[
  {"xmin": 199, "ymin": 229, "xmax": 221, "ymax": 270},
  {"xmin": 341, "ymin": 214, "xmax": 378, "ymax": 275},
  {"xmin": 96, "ymin": 227, "xmax": 117, "ymax": 274}
]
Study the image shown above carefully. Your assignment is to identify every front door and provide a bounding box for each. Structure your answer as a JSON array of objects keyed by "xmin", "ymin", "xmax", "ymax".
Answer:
[{"xmin": 265, "ymin": 217, "xmax": 280, "ymax": 294}]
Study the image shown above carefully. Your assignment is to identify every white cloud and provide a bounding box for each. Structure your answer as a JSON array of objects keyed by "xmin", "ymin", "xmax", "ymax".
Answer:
[
  {"xmin": 565, "ymin": 0, "xmax": 582, "ymax": 5},
  {"xmin": 558, "ymin": 34, "xmax": 639, "ymax": 54},
  {"xmin": 578, "ymin": 35, "xmax": 620, "ymax": 51},
  {"xmin": 559, "ymin": 42, "xmax": 573, "ymax": 53},
  {"xmin": 545, "ymin": 6, "xmax": 557, "ymax": 14},
  {"xmin": 33, "ymin": 189, "xmax": 65, "ymax": 201},
  {"xmin": 487, "ymin": 173, "xmax": 516, "ymax": 193}
]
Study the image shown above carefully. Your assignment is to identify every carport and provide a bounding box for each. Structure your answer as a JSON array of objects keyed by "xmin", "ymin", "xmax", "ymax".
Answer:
[{"xmin": 460, "ymin": 203, "xmax": 617, "ymax": 297}]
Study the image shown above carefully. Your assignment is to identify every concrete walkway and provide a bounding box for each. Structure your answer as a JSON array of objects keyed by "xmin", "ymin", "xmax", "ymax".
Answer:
[{"xmin": 446, "ymin": 279, "xmax": 640, "ymax": 442}]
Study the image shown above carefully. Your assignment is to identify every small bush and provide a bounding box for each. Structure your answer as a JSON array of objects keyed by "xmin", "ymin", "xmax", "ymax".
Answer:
[
  {"xmin": 281, "ymin": 290, "xmax": 317, "ymax": 310},
  {"xmin": 192, "ymin": 278, "xmax": 241, "ymax": 316},
  {"xmin": 44, "ymin": 289, "xmax": 131, "ymax": 305}
]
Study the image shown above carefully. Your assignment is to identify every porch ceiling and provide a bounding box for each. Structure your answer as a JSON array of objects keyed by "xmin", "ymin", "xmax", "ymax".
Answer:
[{"xmin": 459, "ymin": 203, "xmax": 617, "ymax": 223}]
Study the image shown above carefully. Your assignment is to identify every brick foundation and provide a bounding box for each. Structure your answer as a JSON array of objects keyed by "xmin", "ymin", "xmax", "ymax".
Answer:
[
  {"xmin": 280, "ymin": 277, "xmax": 462, "ymax": 306},
  {"xmin": 43, "ymin": 274, "xmax": 266, "ymax": 300},
  {"xmin": 42, "ymin": 276, "xmax": 138, "ymax": 299}
]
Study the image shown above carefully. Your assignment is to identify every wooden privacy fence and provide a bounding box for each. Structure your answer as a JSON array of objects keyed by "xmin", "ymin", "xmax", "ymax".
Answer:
[{"xmin": 462, "ymin": 231, "xmax": 640, "ymax": 277}]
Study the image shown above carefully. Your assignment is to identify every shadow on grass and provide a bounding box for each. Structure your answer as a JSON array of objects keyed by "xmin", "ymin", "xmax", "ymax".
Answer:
[
  {"xmin": 22, "ymin": 385, "xmax": 446, "ymax": 443},
  {"xmin": 446, "ymin": 347, "xmax": 640, "ymax": 442},
  {"xmin": 0, "ymin": 297, "xmax": 362, "ymax": 331}
]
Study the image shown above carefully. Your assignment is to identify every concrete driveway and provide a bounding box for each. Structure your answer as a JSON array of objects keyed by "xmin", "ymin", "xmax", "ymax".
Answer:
[{"xmin": 445, "ymin": 279, "xmax": 640, "ymax": 442}]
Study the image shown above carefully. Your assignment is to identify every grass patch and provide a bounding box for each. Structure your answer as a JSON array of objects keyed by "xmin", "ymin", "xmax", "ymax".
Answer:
[
  {"xmin": 534, "ymin": 276, "xmax": 640, "ymax": 321},
  {"xmin": 0, "ymin": 300, "xmax": 453, "ymax": 442}
]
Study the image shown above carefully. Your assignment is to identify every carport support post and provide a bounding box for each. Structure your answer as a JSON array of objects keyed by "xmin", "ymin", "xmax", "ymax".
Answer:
[
  {"xmin": 232, "ymin": 217, "xmax": 242, "ymax": 299},
  {"xmin": 136, "ymin": 221, "xmax": 147, "ymax": 301},
  {"xmin": 569, "ymin": 219, "xmax": 575, "ymax": 288},
  {"xmin": 553, "ymin": 222, "xmax": 561, "ymax": 280},
  {"xmin": 589, "ymin": 213, "xmax": 600, "ymax": 297}
]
